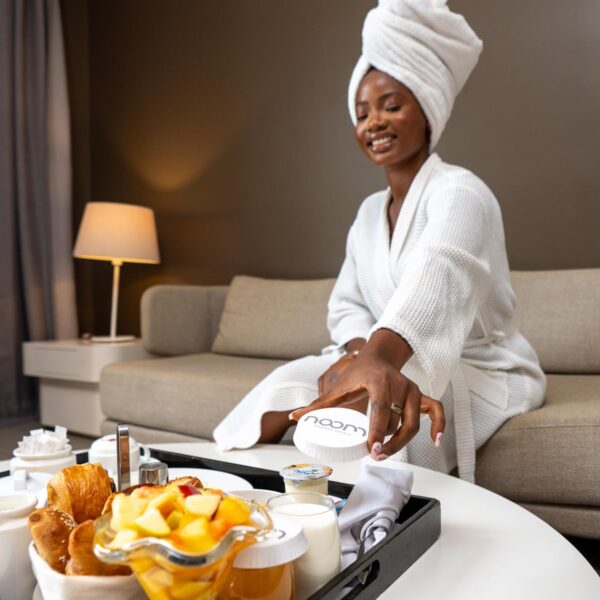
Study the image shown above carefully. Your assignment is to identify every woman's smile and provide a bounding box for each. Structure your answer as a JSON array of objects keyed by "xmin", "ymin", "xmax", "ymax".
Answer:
[{"xmin": 368, "ymin": 134, "xmax": 397, "ymax": 153}]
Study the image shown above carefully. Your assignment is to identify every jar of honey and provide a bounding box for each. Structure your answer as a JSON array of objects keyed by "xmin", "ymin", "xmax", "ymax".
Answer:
[{"xmin": 219, "ymin": 513, "xmax": 308, "ymax": 600}]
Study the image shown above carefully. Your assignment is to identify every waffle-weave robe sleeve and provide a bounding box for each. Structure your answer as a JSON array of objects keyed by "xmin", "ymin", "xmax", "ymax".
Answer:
[
  {"xmin": 327, "ymin": 220, "xmax": 377, "ymax": 348},
  {"xmin": 374, "ymin": 184, "xmax": 495, "ymax": 399}
]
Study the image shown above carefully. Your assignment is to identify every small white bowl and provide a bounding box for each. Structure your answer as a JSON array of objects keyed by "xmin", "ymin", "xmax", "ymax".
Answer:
[{"xmin": 0, "ymin": 492, "xmax": 38, "ymax": 519}]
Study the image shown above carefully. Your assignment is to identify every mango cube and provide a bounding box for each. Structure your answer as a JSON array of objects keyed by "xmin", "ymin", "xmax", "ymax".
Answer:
[
  {"xmin": 177, "ymin": 517, "xmax": 216, "ymax": 553},
  {"xmin": 215, "ymin": 497, "xmax": 251, "ymax": 526},
  {"xmin": 208, "ymin": 517, "xmax": 230, "ymax": 540},
  {"xmin": 166, "ymin": 509, "xmax": 184, "ymax": 530}
]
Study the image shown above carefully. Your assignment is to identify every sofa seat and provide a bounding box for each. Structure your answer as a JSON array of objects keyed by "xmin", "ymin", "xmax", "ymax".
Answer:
[
  {"xmin": 476, "ymin": 374, "xmax": 600, "ymax": 507},
  {"xmin": 101, "ymin": 353, "xmax": 285, "ymax": 439}
]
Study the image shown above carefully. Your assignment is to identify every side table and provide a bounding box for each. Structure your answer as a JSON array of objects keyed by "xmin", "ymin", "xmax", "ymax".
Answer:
[{"xmin": 22, "ymin": 339, "xmax": 153, "ymax": 436}]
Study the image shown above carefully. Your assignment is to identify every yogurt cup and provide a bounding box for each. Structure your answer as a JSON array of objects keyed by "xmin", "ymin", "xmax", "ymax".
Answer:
[{"xmin": 280, "ymin": 464, "xmax": 333, "ymax": 495}]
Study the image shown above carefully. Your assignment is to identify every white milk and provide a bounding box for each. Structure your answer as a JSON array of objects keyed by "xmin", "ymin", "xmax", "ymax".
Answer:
[{"xmin": 272, "ymin": 502, "xmax": 341, "ymax": 600}]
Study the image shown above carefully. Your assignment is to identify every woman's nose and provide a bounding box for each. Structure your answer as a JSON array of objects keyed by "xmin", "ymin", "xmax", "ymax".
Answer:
[{"xmin": 366, "ymin": 110, "xmax": 385, "ymax": 131}]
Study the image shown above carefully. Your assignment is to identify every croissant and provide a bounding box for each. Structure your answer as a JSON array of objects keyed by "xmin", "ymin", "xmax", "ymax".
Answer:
[
  {"xmin": 47, "ymin": 463, "xmax": 113, "ymax": 523},
  {"xmin": 65, "ymin": 520, "xmax": 131, "ymax": 576},
  {"xmin": 28, "ymin": 507, "xmax": 76, "ymax": 573}
]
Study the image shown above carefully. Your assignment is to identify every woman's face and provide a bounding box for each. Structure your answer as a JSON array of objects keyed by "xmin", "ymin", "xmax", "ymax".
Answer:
[{"xmin": 354, "ymin": 69, "xmax": 429, "ymax": 168}]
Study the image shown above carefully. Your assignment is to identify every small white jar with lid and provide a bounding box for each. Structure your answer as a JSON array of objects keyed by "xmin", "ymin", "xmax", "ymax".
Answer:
[
  {"xmin": 293, "ymin": 406, "xmax": 370, "ymax": 463},
  {"xmin": 221, "ymin": 512, "xmax": 308, "ymax": 600},
  {"xmin": 279, "ymin": 464, "xmax": 333, "ymax": 495}
]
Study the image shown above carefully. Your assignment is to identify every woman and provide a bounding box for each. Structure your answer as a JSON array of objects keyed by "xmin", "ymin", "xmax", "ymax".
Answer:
[{"xmin": 214, "ymin": 0, "xmax": 546, "ymax": 482}]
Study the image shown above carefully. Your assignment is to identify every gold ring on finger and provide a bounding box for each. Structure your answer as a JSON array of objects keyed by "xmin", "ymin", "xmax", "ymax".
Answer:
[{"xmin": 390, "ymin": 402, "xmax": 404, "ymax": 417}]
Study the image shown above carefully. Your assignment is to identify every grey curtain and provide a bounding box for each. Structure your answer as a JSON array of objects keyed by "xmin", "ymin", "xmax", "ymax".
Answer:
[{"xmin": 0, "ymin": 0, "xmax": 77, "ymax": 421}]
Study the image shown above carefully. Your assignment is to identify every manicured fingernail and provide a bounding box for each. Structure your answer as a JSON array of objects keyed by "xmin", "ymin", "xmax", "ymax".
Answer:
[
  {"xmin": 371, "ymin": 442, "xmax": 382, "ymax": 458},
  {"xmin": 377, "ymin": 453, "xmax": 389, "ymax": 461},
  {"xmin": 435, "ymin": 432, "xmax": 443, "ymax": 448},
  {"xmin": 289, "ymin": 413, "xmax": 296, "ymax": 421}
]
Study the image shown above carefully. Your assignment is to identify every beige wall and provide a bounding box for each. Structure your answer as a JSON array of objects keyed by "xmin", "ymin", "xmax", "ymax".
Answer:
[{"xmin": 62, "ymin": 0, "xmax": 600, "ymax": 336}]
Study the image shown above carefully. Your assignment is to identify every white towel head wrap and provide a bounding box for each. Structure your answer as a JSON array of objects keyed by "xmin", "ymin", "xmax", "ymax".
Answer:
[{"xmin": 348, "ymin": 0, "xmax": 483, "ymax": 148}]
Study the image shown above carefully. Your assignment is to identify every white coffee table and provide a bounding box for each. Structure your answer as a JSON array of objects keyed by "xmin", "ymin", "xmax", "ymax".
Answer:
[{"xmin": 149, "ymin": 441, "xmax": 600, "ymax": 599}]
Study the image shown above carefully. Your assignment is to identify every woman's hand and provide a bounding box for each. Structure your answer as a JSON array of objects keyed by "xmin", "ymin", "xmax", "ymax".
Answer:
[
  {"xmin": 290, "ymin": 329, "xmax": 445, "ymax": 459},
  {"xmin": 318, "ymin": 352, "xmax": 358, "ymax": 395},
  {"xmin": 318, "ymin": 337, "xmax": 367, "ymax": 397}
]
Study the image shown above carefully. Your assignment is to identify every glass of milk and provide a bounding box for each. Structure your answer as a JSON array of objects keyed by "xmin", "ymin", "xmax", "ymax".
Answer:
[{"xmin": 267, "ymin": 492, "xmax": 341, "ymax": 600}]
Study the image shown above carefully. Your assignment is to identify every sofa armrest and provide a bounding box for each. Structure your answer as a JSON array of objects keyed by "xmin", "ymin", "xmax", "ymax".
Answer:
[{"xmin": 141, "ymin": 285, "xmax": 228, "ymax": 356}]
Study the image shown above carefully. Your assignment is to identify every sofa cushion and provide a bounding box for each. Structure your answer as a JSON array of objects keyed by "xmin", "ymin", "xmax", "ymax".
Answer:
[
  {"xmin": 212, "ymin": 276, "xmax": 336, "ymax": 359},
  {"xmin": 520, "ymin": 502, "xmax": 600, "ymax": 540},
  {"xmin": 511, "ymin": 269, "xmax": 600, "ymax": 373},
  {"xmin": 476, "ymin": 374, "xmax": 600, "ymax": 506},
  {"xmin": 100, "ymin": 353, "xmax": 285, "ymax": 440}
]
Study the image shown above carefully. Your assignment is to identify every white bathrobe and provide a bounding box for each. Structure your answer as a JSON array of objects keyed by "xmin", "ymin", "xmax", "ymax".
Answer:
[{"xmin": 213, "ymin": 153, "xmax": 546, "ymax": 482}]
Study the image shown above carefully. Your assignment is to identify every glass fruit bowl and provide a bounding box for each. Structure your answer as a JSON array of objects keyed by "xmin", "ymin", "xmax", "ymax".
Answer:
[{"xmin": 94, "ymin": 492, "xmax": 273, "ymax": 600}]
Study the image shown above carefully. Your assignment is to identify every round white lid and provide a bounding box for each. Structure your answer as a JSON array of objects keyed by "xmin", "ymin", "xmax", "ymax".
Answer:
[
  {"xmin": 233, "ymin": 512, "xmax": 308, "ymax": 569},
  {"xmin": 293, "ymin": 407, "xmax": 369, "ymax": 463},
  {"xmin": 90, "ymin": 434, "xmax": 140, "ymax": 455}
]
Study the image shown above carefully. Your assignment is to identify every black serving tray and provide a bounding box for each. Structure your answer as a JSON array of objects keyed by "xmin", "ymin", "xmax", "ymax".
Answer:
[
  {"xmin": 147, "ymin": 448, "xmax": 441, "ymax": 600},
  {"xmin": 0, "ymin": 448, "xmax": 440, "ymax": 599}
]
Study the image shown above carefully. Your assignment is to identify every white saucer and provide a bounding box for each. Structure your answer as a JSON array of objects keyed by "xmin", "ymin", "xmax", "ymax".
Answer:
[
  {"xmin": 128, "ymin": 467, "xmax": 253, "ymax": 491},
  {"xmin": 13, "ymin": 444, "xmax": 72, "ymax": 460}
]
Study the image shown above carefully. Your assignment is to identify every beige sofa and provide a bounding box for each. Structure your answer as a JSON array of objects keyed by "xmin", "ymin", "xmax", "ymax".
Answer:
[{"xmin": 100, "ymin": 270, "xmax": 600, "ymax": 539}]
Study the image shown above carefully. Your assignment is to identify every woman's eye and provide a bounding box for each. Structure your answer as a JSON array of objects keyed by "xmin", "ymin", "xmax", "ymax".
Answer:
[
  {"xmin": 386, "ymin": 105, "xmax": 401, "ymax": 112},
  {"xmin": 356, "ymin": 114, "xmax": 367, "ymax": 121}
]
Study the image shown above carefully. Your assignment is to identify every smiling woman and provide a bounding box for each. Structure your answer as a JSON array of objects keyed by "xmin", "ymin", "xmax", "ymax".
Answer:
[
  {"xmin": 355, "ymin": 71, "xmax": 430, "ymax": 160},
  {"xmin": 213, "ymin": 0, "xmax": 546, "ymax": 484}
]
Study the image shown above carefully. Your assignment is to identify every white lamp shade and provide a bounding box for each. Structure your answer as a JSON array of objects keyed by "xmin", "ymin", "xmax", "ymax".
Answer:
[{"xmin": 73, "ymin": 202, "xmax": 160, "ymax": 263}]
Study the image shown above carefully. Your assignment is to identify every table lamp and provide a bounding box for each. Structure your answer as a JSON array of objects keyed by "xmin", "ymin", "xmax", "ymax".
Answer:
[{"xmin": 73, "ymin": 201, "xmax": 160, "ymax": 342}]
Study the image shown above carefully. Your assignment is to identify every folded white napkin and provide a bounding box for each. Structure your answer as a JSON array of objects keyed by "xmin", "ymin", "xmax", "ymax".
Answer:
[{"xmin": 338, "ymin": 463, "xmax": 413, "ymax": 568}]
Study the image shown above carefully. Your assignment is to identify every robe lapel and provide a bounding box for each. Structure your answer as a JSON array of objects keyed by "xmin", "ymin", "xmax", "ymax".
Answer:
[{"xmin": 388, "ymin": 153, "xmax": 442, "ymax": 270}]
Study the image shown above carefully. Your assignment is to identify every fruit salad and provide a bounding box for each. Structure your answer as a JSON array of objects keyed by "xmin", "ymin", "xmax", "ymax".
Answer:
[{"xmin": 94, "ymin": 481, "xmax": 272, "ymax": 600}]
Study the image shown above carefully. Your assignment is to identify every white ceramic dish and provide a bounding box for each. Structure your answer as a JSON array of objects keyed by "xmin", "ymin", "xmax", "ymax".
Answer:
[
  {"xmin": 129, "ymin": 467, "xmax": 253, "ymax": 491},
  {"xmin": 10, "ymin": 453, "xmax": 76, "ymax": 476}
]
